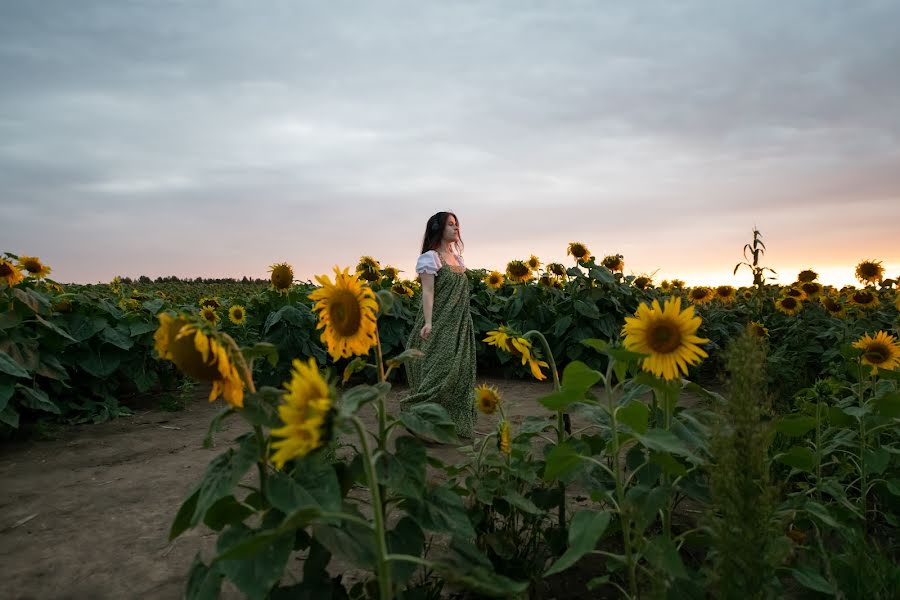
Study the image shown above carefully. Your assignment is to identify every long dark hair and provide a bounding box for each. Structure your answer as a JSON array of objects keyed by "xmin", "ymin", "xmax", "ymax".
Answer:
[{"xmin": 420, "ymin": 211, "xmax": 464, "ymax": 255}]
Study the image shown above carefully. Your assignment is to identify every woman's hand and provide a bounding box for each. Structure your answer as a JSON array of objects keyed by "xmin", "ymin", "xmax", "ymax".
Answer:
[{"xmin": 420, "ymin": 323, "xmax": 432, "ymax": 340}]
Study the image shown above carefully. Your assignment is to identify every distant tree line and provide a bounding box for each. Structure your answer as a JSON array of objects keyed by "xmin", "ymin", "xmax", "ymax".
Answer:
[{"xmin": 114, "ymin": 275, "xmax": 270, "ymax": 284}]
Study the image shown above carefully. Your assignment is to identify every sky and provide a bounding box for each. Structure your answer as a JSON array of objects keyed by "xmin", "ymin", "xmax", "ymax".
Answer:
[{"xmin": 2, "ymin": 1, "xmax": 899, "ymax": 287}]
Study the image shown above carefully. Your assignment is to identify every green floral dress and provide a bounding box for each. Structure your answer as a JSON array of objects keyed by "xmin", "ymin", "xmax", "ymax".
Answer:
[{"xmin": 402, "ymin": 252, "xmax": 476, "ymax": 438}]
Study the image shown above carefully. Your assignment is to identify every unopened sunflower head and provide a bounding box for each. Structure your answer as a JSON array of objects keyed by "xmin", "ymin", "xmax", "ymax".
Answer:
[
  {"xmin": 527, "ymin": 255, "xmax": 541, "ymax": 271},
  {"xmin": 228, "ymin": 305, "xmax": 247, "ymax": 325},
  {"xmin": 356, "ymin": 256, "xmax": 381, "ymax": 282},
  {"xmin": 153, "ymin": 312, "xmax": 245, "ymax": 407},
  {"xmin": 485, "ymin": 270, "xmax": 505, "ymax": 289},
  {"xmin": 852, "ymin": 331, "xmax": 900, "ymax": 375},
  {"xmin": 506, "ymin": 260, "xmax": 533, "ymax": 284},
  {"xmin": 797, "ymin": 269, "xmax": 818, "ymax": 283},
  {"xmin": 475, "ymin": 383, "xmax": 502, "ymax": 415},
  {"xmin": 715, "ymin": 285, "xmax": 736, "ymax": 305},
  {"xmin": 855, "ymin": 259, "xmax": 884, "ymax": 286},
  {"xmin": 270, "ymin": 358, "xmax": 335, "ymax": 468},
  {"xmin": 567, "ymin": 242, "xmax": 590, "ymax": 261},
  {"xmin": 497, "ymin": 419, "xmax": 511, "ymax": 455},
  {"xmin": 775, "ymin": 296, "xmax": 802, "ymax": 316},
  {"xmin": 0, "ymin": 258, "xmax": 25, "ymax": 287},
  {"xmin": 269, "ymin": 262, "xmax": 294, "ymax": 294},
  {"xmin": 602, "ymin": 254, "xmax": 624, "ymax": 272},
  {"xmin": 622, "ymin": 297, "xmax": 709, "ymax": 381},
  {"xmin": 309, "ymin": 266, "xmax": 379, "ymax": 360},
  {"xmin": 17, "ymin": 255, "xmax": 52, "ymax": 279}
]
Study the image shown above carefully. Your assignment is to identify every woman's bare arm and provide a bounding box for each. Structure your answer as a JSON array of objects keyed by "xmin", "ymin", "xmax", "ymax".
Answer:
[{"xmin": 420, "ymin": 272, "xmax": 435, "ymax": 339}]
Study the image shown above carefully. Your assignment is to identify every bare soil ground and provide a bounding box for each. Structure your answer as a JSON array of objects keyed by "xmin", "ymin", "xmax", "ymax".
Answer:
[{"xmin": 1, "ymin": 377, "xmax": 563, "ymax": 600}]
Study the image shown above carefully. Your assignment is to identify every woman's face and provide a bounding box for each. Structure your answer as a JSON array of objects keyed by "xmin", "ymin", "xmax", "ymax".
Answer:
[{"xmin": 442, "ymin": 215, "xmax": 459, "ymax": 243}]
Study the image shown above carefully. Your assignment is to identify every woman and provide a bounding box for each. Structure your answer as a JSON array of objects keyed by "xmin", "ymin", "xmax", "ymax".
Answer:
[{"xmin": 402, "ymin": 211, "xmax": 476, "ymax": 439}]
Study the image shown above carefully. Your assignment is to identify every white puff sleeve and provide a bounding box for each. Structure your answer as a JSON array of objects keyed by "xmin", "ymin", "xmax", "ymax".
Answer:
[{"xmin": 415, "ymin": 251, "xmax": 441, "ymax": 276}]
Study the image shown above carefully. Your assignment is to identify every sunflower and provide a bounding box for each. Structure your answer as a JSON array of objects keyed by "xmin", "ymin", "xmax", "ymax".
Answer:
[
  {"xmin": 382, "ymin": 266, "xmax": 400, "ymax": 281},
  {"xmin": 895, "ymin": 292, "xmax": 900, "ymax": 312},
  {"xmin": 799, "ymin": 281, "xmax": 823, "ymax": 299},
  {"xmin": 53, "ymin": 299, "xmax": 72, "ymax": 313},
  {"xmin": 855, "ymin": 259, "xmax": 884, "ymax": 286},
  {"xmin": 782, "ymin": 287, "xmax": 808, "ymax": 301},
  {"xmin": 659, "ymin": 280, "xmax": 672, "ymax": 294},
  {"xmin": 270, "ymin": 262, "xmax": 294, "ymax": 294},
  {"xmin": 742, "ymin": 289, "xmax": 754, "ymax": 300},
  {"xmin": 506, "ymin": 260, "xmax": 534, "ymax": 284},
  {"xmin": 356, "ymin": 256, "xmax": 382, "ymax": 282},
  {"xmin": 633, "ymin": 275, "xmax": 652, "ymax": 290},
  {"xmin": 538, "ymin": 274, "xmax": 554, "ymax": 288},
  {"xmin": 200, "ymin": 307, "xmax": 220, "ymax": 325},
  {"xmin": 850, "ymin": 289, "xmax": 878, "ymax": 310},
  {"xmin": 498, "ymin": 420, "xmax": 512, "ymax": 455},
  {"xmin": 485, "ymin": 270, "xmax": 505, "ymax": 289},
  {"xmin": 199, "ymin": 297, "xmax": 221, "ymax": 309},
  {"xmin": 820, "ymin": 295, "xmax": 845, "ymax": 318},
  {"xmin": 483, "ymin": 327, "xmax": 549, "ymax": 381},
  {"xmin": 309, "ymin": 266, "xmax": 379, "ymax": 360},
  {"xmin": 747, "ymin": 321, "xmax": 769, "ymax": 338},
  {"xmin": 228, "ymin": 305, "xmax": 247, "ymax": 325},
  {"xmin": 775, "ymin": 296, "xmax": 802, "ymax": 316},
  {"xmin": 391, "ymin": 282, "xmax": 414, "ymax": 298},
  {"xmin": 852, "ymin": 331, "xmax": 900, "ymax": 375},
  {"xmin": 270, "ymin": 358, "xmax": 335, "ymax": 468},
  {"xmin": 154, "ymin": 313, "xmax": 245, "ymax": 407},
  {"xmin": 17, "ymin": 255, "xmax": 51, "ymax": 279},
  {"xmin": 527, "ymin": 255, "xmax": 541, "ymax": 271},
  {"xmin": 0, "ymin": 258, "xmax": 24, "ymax": 286},
  {"xmin": 547, "ymin": 262, "xmax": 567, "ymax": 277},
  {"xmin": 567, "ymin": 242, "xmax": 590, "ymax": 261},
  {"xmin": 688, "ymin": 286, "xmax": 714, "ymax": 305},
  {"xmin": 621, "ymin": 297, "xmax": 709, "ymax": 381},
  {"xmin": 671, "ymin": 279, "xmax": 685, "ymax": 290},
  {"xmin": 715, "ymin": 285, "xmax": 736, "ymax": 305},
  {"xmin": 602, "ymin": 255, "xmax": 624, "ymax": 272},
  {"xmin": 797, "ymin": 269, "xmax": 818, "ymax": 283},
  {"xmin": 475, "ymin": 384, "xmax": 502, "ymax": 415}
]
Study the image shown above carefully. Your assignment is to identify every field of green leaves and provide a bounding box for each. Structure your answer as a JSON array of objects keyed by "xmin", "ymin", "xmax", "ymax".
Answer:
[{"xmin": 1, "ymin": 235, "xmax": 899, "ymax": 598}]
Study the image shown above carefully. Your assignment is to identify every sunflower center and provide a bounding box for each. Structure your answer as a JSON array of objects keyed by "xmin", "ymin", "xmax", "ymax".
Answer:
[
  {"xmin": 572, "ymin": 245, "xmax": 587, "ymax": 258},
  {"xmin": 648, "ymin": 321, "xmax": 682, "ymax": 354},
  {"xmin": 0, "ymin": 263, "xmax": 12, "ymax": 277},
  {"xmin": 22, "ymin": 259, "xmax": 41, "ymax": 272},
  {"xmin": 864, "ymin": 343, "xmax": 889, "ymax": 365},
  {"xmin": 234, "ymin": 309, "xmax": 243, "ymax": 319},
  {"xmin": 510, "ymin": 263, "xmax": 529, "ymax": 277},
  {"xmin": 782, "ymin": 297, "xmax": 798, "ymax": 310},
  {"xmin": 691, "ymin": 288, "xmax": 706, "ymax": 300},
  {"xmin": 824, "ymin": 299, "xmax": 840, "ymax": 311},
  {"xmin": 329, "ymin": 290, "xmax": 363, "ymax": 336},
  {"xmin": 860, "ymin": 263, "xmax": 879, "ymax": 277},
  {"xmin": 854, "ymin": 292, "xmax": 874, "ymax": 304}
]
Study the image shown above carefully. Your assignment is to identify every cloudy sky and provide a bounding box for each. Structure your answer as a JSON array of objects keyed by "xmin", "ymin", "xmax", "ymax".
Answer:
[{"xmin": 2, "ymin": 1, "xmax": 899, "ymax": 286}]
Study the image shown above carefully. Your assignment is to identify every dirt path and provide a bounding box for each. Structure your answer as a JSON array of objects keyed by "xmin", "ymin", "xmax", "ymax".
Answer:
[{"xmin": 1, "ymin": 377, "xmax": 558, "ymax": 599}]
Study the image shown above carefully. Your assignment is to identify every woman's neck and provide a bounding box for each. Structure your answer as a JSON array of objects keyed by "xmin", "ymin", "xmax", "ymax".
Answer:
[{"xmin": 437, "ymin": 242, "xmax": 454, "ymax": 255}]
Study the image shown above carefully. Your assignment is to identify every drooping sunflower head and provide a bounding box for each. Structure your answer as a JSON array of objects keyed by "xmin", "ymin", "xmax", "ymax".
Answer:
[
  {"xmin": 475, "ymin": 384, "xmax": 502, "ymax": 415},
  {"xmin": 622, "ymin": 297, "xmax": 709, "ymax": 381},
  {"xmin": 153, "ymin": 313, "xmax": 245, "ymax": 407},
  {"xmin": 547, "ymin": 262, "xmax": 567, "ymax": 277},
  {"xmin": 356, "ymin": 255, "xmax": 382, "ymax": 282},
  {"xmin": 799, "ymin": 281, "xmax": 823, "ymax": 299},
  {"xmin": 602, "ymin": 254, "xmax": 624, "ymax": 272},
  {"xmin": 567, "ymin": 242, "xmax": 590, "ymax": 260},
  {"xmin": 17, "ymin": 255, "xmax": 52, "ymax": 279},
  {"xmin": 199, "ymin": 296, "xmax": 221, "ymax": 309},
  {"xmin": 391, "ymin": 282, "xmax": 414, "ymax": 298},
  {"xmin": 270, "ymin": 358, "xmax": 335, "ymax": 469},
  {"xmin": 850, "ymin": 289, "xmax": 878, "ymax": 310},
  {"xmin": 527, "ymin": 255, "xmax": 541, "ymax": 271},
  {"xmin": 269, "ymin": 262, "xmax": 294, "ymax": 294},
  {"xmin": 688, "ymin": 286, "xmax": 714, "ymax": 305},
  {"xmin": 775, "ymin": 296, "xmax": 802, "ymax": 316},
  {"xmin": 200, "ymin": 307, "xmax": 220, "ymax": 325},
  {"xmin": 852, "ymin": 331, "xmax": 900, "ymax": 375},
  {"xmin": 506, "ymin": 260, "xmax": 534, "ymax": 284},
  {"xmin": 538, "ymin": 274, "xmax": 554, "ymax": 288},
  {"xmin": 747, "ymin": 321, "xmax": 769, "ymax": 338},
  {"xmin": 381, "ymin": 266, "xmax": 400, "ymax": 281},
  {"xmin": 855, "ymin": 259, "xmax": 884, "ymax": 286},
  {"xmin": 633, "ymin": 275, "xmax": 652, "ymax": 290},
  {"xmin": 820, "ymin": 294, "xmax": 845, "ymax": 318},
  {"xmin": 671, "ymin": 279, "xmax": 685, "ymax": 290},
  {"xmin": 309, "ymin": 266, "xmax": 379, "ymax": 360},
  {"xmin": 228, "ymin": 305, "xmax": 246, "ymax": 325},
  {"xmin": 0, "ymin": 258, "xmax": 24, "ymax": 287},
  {"xmin": 715, "ymin": 285, "xmax": 736, "ymax": 304},
  {"xmin": 782, "ymin": 287, "xmax": 808, "ymax": 301},
  {"xmin": 483, "ymin": 327, "xmax": 548, "ymax": 381},
  {"xmin": 485, "ymin": 270, "xmax": 505, "ymax": 289},
  {"xmin": 797, "ymin": 269, "xmax": 818, "ymax": 283},
  {"xmin": 497, "ymin": 419, "xmax": 511, "ymax": 455}
]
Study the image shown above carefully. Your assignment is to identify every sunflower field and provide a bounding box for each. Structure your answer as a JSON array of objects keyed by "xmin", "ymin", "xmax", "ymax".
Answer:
[{"xmin": 2, "ymin": 243, "xmax": 900, "ymax": 598}]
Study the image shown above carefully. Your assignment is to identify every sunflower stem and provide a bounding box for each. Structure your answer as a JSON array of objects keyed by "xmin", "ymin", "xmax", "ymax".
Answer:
[
  {"xmin": 606, "ymin": 359, "xmax": 637, "ymax": 598},
  {"xmin": 351, "ymin": 415, "xmax": 392, "ymax": 600}
]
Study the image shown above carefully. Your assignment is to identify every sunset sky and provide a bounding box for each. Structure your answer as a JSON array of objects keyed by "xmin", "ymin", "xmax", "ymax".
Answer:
[{"xmin": 2, "ymin": 1, "xmax": 898, "ymax": 287}]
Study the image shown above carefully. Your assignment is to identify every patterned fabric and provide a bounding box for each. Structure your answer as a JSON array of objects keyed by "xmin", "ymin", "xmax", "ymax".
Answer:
[{"xmin": 402, "ymin": 259, "xmax": 476, "ymax": 438}]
